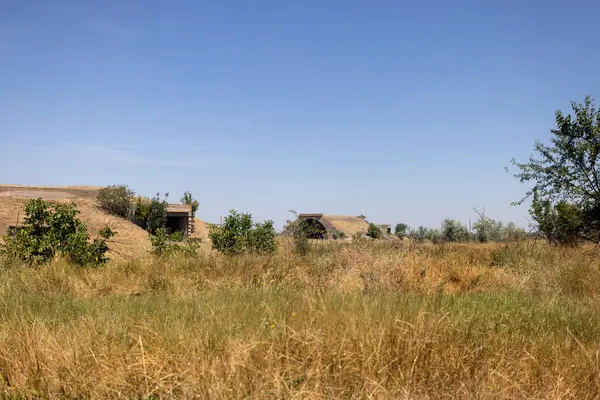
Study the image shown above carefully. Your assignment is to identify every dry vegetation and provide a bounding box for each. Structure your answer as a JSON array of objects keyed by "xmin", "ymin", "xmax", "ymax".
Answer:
[{"xmin": 1, "ymin": 240, "xmax": 600, "ymax": 399}]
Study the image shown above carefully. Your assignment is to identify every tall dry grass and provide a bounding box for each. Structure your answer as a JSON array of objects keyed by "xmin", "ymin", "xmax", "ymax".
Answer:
[{"xmin": 1, "ymin": 240, "xmax": 600, "ymax": 398}]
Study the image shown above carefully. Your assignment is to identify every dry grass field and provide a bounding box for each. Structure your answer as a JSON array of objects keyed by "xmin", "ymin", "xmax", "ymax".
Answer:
[{"xmin": 1, "ymin": 239, "xmax": 600, "ymax": 399}]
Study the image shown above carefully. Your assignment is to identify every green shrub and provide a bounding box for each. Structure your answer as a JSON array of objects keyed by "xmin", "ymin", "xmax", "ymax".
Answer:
[
  {"xmin": 97, "ymin": 185, "xmax": 134, "ymax": 218},
  {"xmin": 367, "ymin": 223, "xmax": 382, "ymax": 239},
  {"xmin": 333, "ymin": 230, "xmax": 345, "ymax": 240},
  {"xmin": 209, "ymin": 210, "xmax": 277, "ymax": 255},
  {"xmin": 150, "ymin": 227, "xmax": 198, "ymax": 257},
  {"xmin": 530, "ymin": 190, "xmax": 587, "ymax": 246},
  {"xmin": 146, "ymin": 193, "xmax": 169, "ymax": 235},
  {"xmin": 1, "ymin": 198, "xmax": 115, "ymax": 266},
  {"xmin": 133, "ymin": 197, "xmax": 152, "ymax": 229}
]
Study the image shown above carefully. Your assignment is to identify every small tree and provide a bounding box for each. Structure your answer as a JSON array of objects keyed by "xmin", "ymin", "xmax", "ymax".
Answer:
[
  {"xmin": 1, "ymin": 198, "xmax": 115, "ymax": 266},
  {"xmin": 530, "ymin": 190, "xmax": 586, "ymax": 245},
  {"xmin": 510, "ymin": 96, "xmax": 600, "ymax": 244},
  {"xmin": 181, "ymin": 191, "xmax": 199, "ymax": 217},
  {"xmin": 284, "ymin": 210, "xmax": 309, "ymax": 255},
  {"xmin": 209, "ymin": 210, "xmax": 277, "ymax": 255},
  {"xmin": 441, "ymin": 219, "xmax": 470, "ymax": 242},
  {"xmin": 146, "ymin": 193, "xmax": 169, "ymax": 235},
  {"xmin": 97, "ymin": 185, "xmax": 134, "ymax": 218},
  {"xmin": 133, "ymin": 197, "xmax": 151, "ymax": 229},
  {"xmin": 472, "ymin": 208, "xmax": 506, "ymax": 243},
  {"xmin": 395, "ymin": 223, "xmax": 408, "ymax": 239}
]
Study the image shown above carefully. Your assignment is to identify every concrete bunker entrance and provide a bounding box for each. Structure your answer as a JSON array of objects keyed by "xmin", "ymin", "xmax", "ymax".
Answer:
[
  {"xmin": 299, "ymin": 218, "xmax": 328, "ymax": 239},
  {"xmin": 166, "ymin": 212, "xmax": 189, "ymax": 236}
]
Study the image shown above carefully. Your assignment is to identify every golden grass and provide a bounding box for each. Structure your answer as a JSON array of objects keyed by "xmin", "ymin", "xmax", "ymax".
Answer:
[{"xmin": 1, "ymin": 241, "xmax": 600, "ymax": 398}]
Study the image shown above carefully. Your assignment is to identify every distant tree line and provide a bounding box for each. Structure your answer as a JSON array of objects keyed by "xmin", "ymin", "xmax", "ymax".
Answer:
[{"xmin": 393, "ymin": 216, "xmax": 527, "ymax": 244}]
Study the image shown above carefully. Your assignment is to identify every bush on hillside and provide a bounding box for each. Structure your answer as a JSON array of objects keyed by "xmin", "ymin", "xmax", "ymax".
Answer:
[
  {"xmin": 367, "ymin": 223, "xmax": 382, "ymax": 239},
  {"xmin": 209, "ymin": 210, "xmax": 277, "ymax": 255},
  {"xmin": 1, "ymin": 198, "xmax": 115, "ymax": 266},
  {"xmin": 133, "ymin": 197, "xmax": 152, "ymax": 229},
  {"xmin": 147, "ymin": 194, "xmax": 169, "ymax": 235},
  {"xmin": 97, "ymin": 185, "xmax": 134, "ymax": 219},
  {"xmin": 132, "ymin": 193, "xmax": 169, "ymax": 235},
  {"xmin": 150, "ymin": 227, "xmax": 198, "ymax": 257}
]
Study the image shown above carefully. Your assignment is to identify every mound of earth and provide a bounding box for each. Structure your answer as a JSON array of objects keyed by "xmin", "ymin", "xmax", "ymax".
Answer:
[
  {"xmin": 0, "ymin": 185, "xmax": 211, "ymax": 259},
  {"xmin": 322, "ymin": 215, "xmax": 370, "ymax": 237}
]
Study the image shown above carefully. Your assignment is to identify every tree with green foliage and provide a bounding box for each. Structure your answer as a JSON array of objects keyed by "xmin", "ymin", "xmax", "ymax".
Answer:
[
  {"xmin": 133, "ymin": 197, "xmax": 151, "ymax": 229},
  {"xmin": 209, "ymin": 210, "xmax": 277, "ymax": 255},
  {"xmin": 284, "ymin": 210, "xmax": 310, "ymax": 255},
  {"xmin": 441, "ymin": 219, "xmax": 470, "ymax": 242},
  {"xmin": 1, "ymin": 198, "xmax": 115, "ymax": 266},
  {"xmin": 180, "ymin": 191, "xmax": 199, "ymax": 217},
  {"xmin": 394, "ymin": 223, "xmax": 408, "ymax": 238},
  {"xmin": 472, "ymin": 218, "xmax": 505, "ymax": 242},
  {"xmin": 472, "ymin": 208, "xmax": 505, "ymax": 243},
  {"xmin": 409, "ymin": 226, "xmax": 442, "ymax": 243},
  {"xmin": 146, "ymin": 193, "xmax": 169, "ymax": 235},
  {"xmin": 97, "ymin": 185, "xmax": 135, "ymax": 219},
  {"xmin": 529, "ymin": 190, "xmax": 587, "ymax": 245},
  {"xmin": 510, "ymin": 96, "xmax": 600, "ymax": 243}
]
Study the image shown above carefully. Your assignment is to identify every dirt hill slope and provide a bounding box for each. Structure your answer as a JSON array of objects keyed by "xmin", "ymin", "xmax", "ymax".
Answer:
[
  {"xmin": 322, "ymin": 215, "xmax": 370, "ymax": 237},
  {"xmin": 0, "ymin": 196, "xmax": 151, "ymax": 259},
  {"xmin": 0, "ymin": 185, "xmax": 211, "ymax": 259}
]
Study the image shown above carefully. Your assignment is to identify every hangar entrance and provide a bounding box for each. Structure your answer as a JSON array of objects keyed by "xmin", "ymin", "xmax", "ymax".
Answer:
[{"xmin": 298, "ymin": 218, "xmax": 328, "ymax": 239}]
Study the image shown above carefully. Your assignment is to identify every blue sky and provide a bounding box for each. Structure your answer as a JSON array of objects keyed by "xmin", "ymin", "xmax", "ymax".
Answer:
[{"xmin": 2, "ymin": 0, "xmax": 599, "ymax": 230}]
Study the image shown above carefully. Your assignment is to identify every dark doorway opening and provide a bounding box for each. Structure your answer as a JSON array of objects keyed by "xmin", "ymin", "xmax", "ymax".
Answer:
[
  {"xmin": 299, "ymin": 218, "xmax": 328, "ymax": 239},
  {"xmin": 166, "ymin": 213, "xmax": 188, "ymax": 237}
]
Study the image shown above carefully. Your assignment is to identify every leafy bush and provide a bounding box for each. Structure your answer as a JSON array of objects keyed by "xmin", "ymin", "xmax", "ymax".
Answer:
[
  {"xmin": 367, "ymin": 223, "xmax": 382, "ymax": 239},
  {"xmin": 133, "ymin": 197, "xmax": 152, "ymax": 229},
  {"xmin": 97, "ymin": 185, "xmax": 134, "ymax": 219},
  {"xmin": 209, "ymin": 210, "xmax": 277, "ymax": 255},
  {"xmin": 1, "ymin": 198, "xmax": 115, "ymax": 266},
  {"xmin": 333, "ymin": 230, "xmax": 345, "ymax": 239},
  {"xmin": 142, "ymin": 193, "xmax": 169, "ymax": 235},
  {"xmin": 530, "ymin": 191, "xmax": 586, "ymax": 246},
  {"xmin": 150, "ymin": 227, "xmax": 198, "ymax": 257}
]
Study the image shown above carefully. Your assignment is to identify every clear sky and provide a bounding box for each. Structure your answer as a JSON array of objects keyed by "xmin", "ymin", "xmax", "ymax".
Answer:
[{"xmin": 2, "ymin": 0, "xmax": 599, "ymax": 230}]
